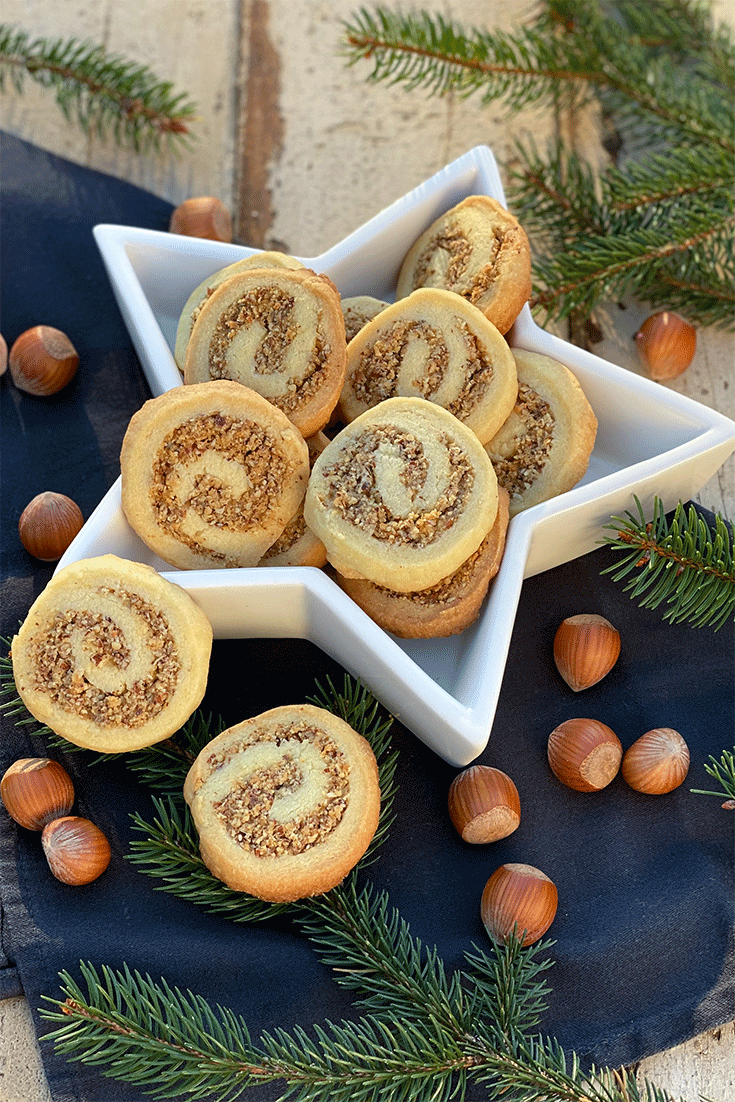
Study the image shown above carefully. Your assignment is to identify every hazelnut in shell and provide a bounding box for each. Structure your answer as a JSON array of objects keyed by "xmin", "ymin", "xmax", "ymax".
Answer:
[
  {"xmin": 9, "ymin": 326, "xmax": 79, "ymax": 396},
  {"xmin": 622, "ymin": 728, "xmax": 690, "ymax": 794},
  {"xmin": 169, "ymin": 196, "xmax": 232, "ymax": 242},
  {"xmin": 553, "ymin": 614, "xmax": 620, "ymax": 691},
  {"xmin": 481, "ymin": 863, "xmax": 558, "ymax": 946},
  {"xmin": 448, "ymin": 765, "xmax": 520, "ymax": 843},
  {"xmin": 634, "ymin": 311, "xmax": 696, "ymax": 380},
  {"xmin": 41, "ymin": 816, "xmax": 111, "ymax": 885},
  {"xmin": 1, "ymin": 757, "xmax": 75, "ymax": 830},
  {"xmin": 19, "ymin": 491, "xmax": 84, "ymax": 561},
  {"xmin": 547, "ymin": 718, "xmax": 623, "ymax": 792}
]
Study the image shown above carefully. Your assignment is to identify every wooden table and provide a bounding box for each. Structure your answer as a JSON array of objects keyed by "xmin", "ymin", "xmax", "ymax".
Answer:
[{"xmin": 1, "ymin": 2, "xmax": 733, "ymax": 1099}]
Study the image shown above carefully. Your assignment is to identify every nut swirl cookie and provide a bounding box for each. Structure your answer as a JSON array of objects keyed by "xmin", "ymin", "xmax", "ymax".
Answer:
[
  {"xmin": 335, "ymin": 487, "xmax": 510, "ymax": 638},
  {"xmin": 304, "ymin": 397, "xmax": 499, "ymax": 592},
  {"xmin": 484, "ymin": 349, "xmax": 598, "ymax": 516},
  {"xmin": 339, "ymin": 287, "xmax": 517, "ymax": 444},
  {"xmin": 120, "ymin": 380, "xmax": 310, "ymax": 570},
  {"xmin": 183, "ymin": 704, "xmax": 381, "ymax": 901},
  {"xmin": 341, "ymin": 295, "xmax": 390, "ymax": 342},
  {"xmin": 183, "ymin": 266, "xmax": 347, "ymax": 438},
  {"xmin": 174, "ymin": 251, "xmax": 305, "ymax": 371},
  {"xmin": 396, "ymin": 195, "xmax": 532, "ymax": 335},
  {"xmin": 11, "ymin": 555, "xmax": 212, "ymax": 753}
]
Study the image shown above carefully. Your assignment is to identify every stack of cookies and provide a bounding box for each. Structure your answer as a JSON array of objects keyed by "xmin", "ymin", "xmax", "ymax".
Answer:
[{"xmin": 119, "ymin": 195, "xmax": 597, "ymax": 638}]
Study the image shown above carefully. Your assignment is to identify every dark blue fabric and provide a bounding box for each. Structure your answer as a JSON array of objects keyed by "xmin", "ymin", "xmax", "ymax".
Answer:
[{"xmin": 1, "ymin": 131, "xmax": 733, "ymax": 1101}]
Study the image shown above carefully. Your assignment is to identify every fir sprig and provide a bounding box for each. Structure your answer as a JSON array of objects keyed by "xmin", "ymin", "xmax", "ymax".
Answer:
[
  {"xmin": 690, "ymin": 747, "xmax": 735, "ymax": 807},
  {"xmin": 341, "ymin": 1, "xmax": 735, "ymax": 328},
  {"xmin": 601, "ymin": 496, "xmax": 735, "ymax": 629},
  {"xmin": 0, "ymin": 24, "xmax": 197, "ymax": 151}
]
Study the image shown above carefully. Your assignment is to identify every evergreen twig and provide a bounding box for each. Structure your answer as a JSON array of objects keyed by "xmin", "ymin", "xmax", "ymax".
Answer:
[
  {"xmin": 340, "ymin": 1, "xmax": 735, "ymax": 328},
  {"xmin": 690, "ymin": 747, "xmax": 735, "ymax": 807},
  {"xmin": 601, "ymin": 496, "xmax": 735, "ymax": 629},
  {"xmin": 0, "ymin": 24, "xmax": 197, "ymax": 151}
]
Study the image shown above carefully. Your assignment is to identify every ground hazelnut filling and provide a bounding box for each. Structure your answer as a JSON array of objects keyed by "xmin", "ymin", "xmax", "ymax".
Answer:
[
  {"xmin": 150, "ymin": 413, "xmax": 292, "ymax": 561},
  {"xmin": 490, "ymin": 383, "xmax": 555, "ymax": 498},
  {"xmin": 351, "ymin": 319, "xmax": 448, "ymax": 406},
  {"xmin": 412, "ymin": 224, "xmax": 502, "ymax": 303},
  {"xmin": 319, "ymin": 426, "xmax": 474, "ymax": 545},
  {"xmin": 205, "ymin": 286, "xmax": 330, "ymax": 415},
  {"xmin": 351, "ymin": 319, "xmax": 493, "ymax": 421},
  {"xmin": 373, "ymin": 534, "xmax": 488, "ymax": 606},
  {"xmin": 210, "ymin": 724, "xmax": 350, "ymax": 858},
  {"xmin": 27, "ymin": 589, "xmax": 179, "ymax": 727},
  {"xmin": 261, "ymin": 510, "xmax": 306, "ymax": 558}
]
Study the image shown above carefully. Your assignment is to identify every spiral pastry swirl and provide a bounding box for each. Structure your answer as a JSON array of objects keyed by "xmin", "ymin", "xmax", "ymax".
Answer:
[
  {"xmin": 183, "ymin": 267, "xmax": 347, "ymax": 437},
  {"xmin": 396, "ymin": 195, "xmax": 532, "ymax": 336},
  {"xmin": 184, "ymin": 704, "xmax": 381, "ymax": 901},
  {"xmin": 11, "ymin": 555, "xmax": 212, "ymax": 752},
  {"xmin": 484, "ymin": 349, "xmax": 598, "ymax": 516},
  {"xmin": 304, "ymin": 397, "xmax": 499, "ymax": 592},
  {"xmin": 120, "ymin": 380, "xmax": 310, "ymax": 570},
  {"xmin": 174, "ymin": 252, "xmax": 305, "ymax": 372},
  {"xmin": 339, "ymin": 288, "xmax": 517, "ymax": 445}
]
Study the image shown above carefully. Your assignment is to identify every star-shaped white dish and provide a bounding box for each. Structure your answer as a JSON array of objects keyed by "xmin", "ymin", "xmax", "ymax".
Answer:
[{"xmin": 58, "ymin": 145, "xmax": 735, "ymax": 766}]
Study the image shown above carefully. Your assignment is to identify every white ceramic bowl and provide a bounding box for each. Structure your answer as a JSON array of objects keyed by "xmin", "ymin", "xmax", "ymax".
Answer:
[{"xmin": 58, "ymin": 146, "xmax": 735, "ymax": 766}]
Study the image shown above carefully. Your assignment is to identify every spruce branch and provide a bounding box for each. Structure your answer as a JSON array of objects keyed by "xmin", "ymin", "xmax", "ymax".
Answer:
[
  {"xmin": 341, "ymin": 1, "xmax": 735, "ymax": 328},
  {"xmin": 601, "ymin": 497, "xmax": 735, "ymax": 629},
  {"xmin": 0, "ymin": 24, "xmax": 197, "ymax": 151}
]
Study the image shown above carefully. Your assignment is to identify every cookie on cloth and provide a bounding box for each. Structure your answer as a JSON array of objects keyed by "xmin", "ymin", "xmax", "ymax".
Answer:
[
  {"xmin": 174, "ymin": 251, "xmax": 305, "ymax": 371},
  {"xmin": 484, "ymin": 349, "xmax": 598, "ymax": 516},
  {"xmin": 339, "ymin": 287, "xmax": 517, "ymax": 444},
  {"xmin": 396, "ymin": 195, "xmax": 531, "ymax": 335},
  {"xmin": 120, "ymin": 380, "xmax": 310, "ymax": 570},
  {"xmin": 183, "ymin": 704, "xmax": 381, "ymax": 902},
  {"xmin": 334, "ymin": 487, "xmax": 510, "ymax": 638},
  {"xmin": 183, "ymin": 266, "xmax": 347, "ymax": 438},
  {"xmin": 304, "ymin": 396, "xmax": 499, "ymax": 593},
  {"xmin": 11, "ymin": 554, "xmax": 212, "ymax": 753}
]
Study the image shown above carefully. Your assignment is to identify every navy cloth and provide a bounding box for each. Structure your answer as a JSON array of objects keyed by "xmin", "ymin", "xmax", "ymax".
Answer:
[{"xmin": 1, "ymin": 131, "xmax": 733, "ymax": 1101}]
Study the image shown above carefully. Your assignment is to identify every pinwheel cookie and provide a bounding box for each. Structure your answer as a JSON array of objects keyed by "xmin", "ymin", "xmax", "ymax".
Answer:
[
  {"xmin": 341, "ymin": 295, "xmax": 390, "ymax": 342},
  {"xmin": 183, "ymin": 704, "xmax": 381, "ymax": 901},
  {"xmin": 335, "ymin": 487, "xmax": 510, "ymax": 638},
  {"xmin": 484, "ymin": 349, "xmax": 598, "ymax": 516},
  {"xmin": 174, "ymin": 252, "xmax": 305, "ymax": 371},
  {"xmin": 304, "ymin": 397, "xmax": 499, "ymax": 592},
  {"xmin": 120, "ymin": 380, "xmax": 310, "ymax": 570},
  {"xmin": 183, "ymin": 266, "xmax": 347, "ymax": 438},
  {"xmin": 11, "ymin": 554, "xmax": 212, "ymax": 753},
  {"xmin": 339, "ymin": 287, "xmax": 517, "ymax": 445},
  {"xmin": 396, "ymin": 195, "xmax": 531, "ymax": 335}
]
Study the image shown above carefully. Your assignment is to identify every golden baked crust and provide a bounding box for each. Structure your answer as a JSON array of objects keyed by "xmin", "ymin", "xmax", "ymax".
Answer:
[
  {"xmin": 396, "ymin": 195, "xmax": 531, "ymax": 335},
  {"xmin": 257, "ymin": 430, "xmax": 329, "ymax": 568},
  {"xmin": 484, "ymin": 349, "xmax": 598, "ymax": 516},
  {"xmin": 184, "ymin": 704, "xmax": 381, "ymax": 902},
  {"xmin": 339, "ymin": 287, "xmax": 518, "ymax": 444},
  {"xmin": 334, "ymin": 487, "xmax": 510, "ymax": 637},
  {"xmin": 304, "ymin": 396, "xmax": 499, "ymax": 592},
  {"xmin": 174, "ymin": 253, "xmax": 305, "ymax": 371},
  {"xmin": 11, "ymin": 554, "xmax": 212, "ymax": 753},
  {"xmin": 120, "ymin": 380, "xmax": 310, "ymax": 570},
  {"xmin": 183, "ymin": 266, "xmax": 347, "ymax": 438},
  {"xmin": 341, "ymin": 295, "xmax": 390, "ymax": 342}
]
